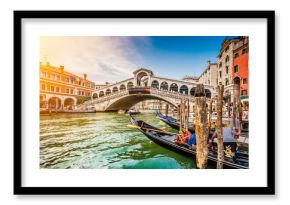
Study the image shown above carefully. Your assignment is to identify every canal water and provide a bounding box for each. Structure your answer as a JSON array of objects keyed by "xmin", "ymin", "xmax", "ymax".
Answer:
[{"xmin": 40, "ymin": 113, "xmax": 198, "ymax": 169}]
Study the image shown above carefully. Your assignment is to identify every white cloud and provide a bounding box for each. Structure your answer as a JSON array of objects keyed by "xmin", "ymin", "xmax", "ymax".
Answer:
[{"xmin": 40, "ymin": 36, "xmax": 143, "ymax": 83}]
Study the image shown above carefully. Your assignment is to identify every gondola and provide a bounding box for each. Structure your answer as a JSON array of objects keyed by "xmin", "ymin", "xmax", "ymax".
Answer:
[
  {"xmin": 128, "ymin": 109, "xmax": 141, "ymax": 115},
  {"xmin": 129, "ymin": 115, "xmax": 249, "ymax": 169},
  {"xmin": 156, "ymin": 113, "xmax": 195, "ymax": 133},
  {"xmin": 157, "ymin": 113, "xmax": 249, "ymax": 148}
]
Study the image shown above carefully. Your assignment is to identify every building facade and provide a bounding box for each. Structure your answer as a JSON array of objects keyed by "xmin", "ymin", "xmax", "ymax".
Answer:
[
  {"xmin": 215, "ymin": 37, "xmax": 249, "ymax": 101},
  {"xmin": 198, "ymin": 60, "xmax": 218, "ymax": 88},
  {"xmin": 40, "ymin": 63, "xmax": 96, "ymax": 110},
  {"xmin": 232, "ymin": 36, "xmax": 249, "ymax": 97}
]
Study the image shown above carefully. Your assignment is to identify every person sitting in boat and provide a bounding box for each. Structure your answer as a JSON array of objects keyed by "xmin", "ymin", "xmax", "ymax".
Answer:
[
  {"xmin": 187, "ymin": 132, "xmax": 196, "ymax": 150},
  {"xmin": 175, "ymin": 128, "xmax": 191, "ymax": 144}
]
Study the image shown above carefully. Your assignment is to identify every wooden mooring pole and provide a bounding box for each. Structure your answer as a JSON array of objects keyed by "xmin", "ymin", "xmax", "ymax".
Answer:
[
  {"xmin": 208, "ymin": 99, "xmax": 213, "ymax": 131},
  {"xmin": 216, "ymin": 84, "xmax": 224, "ymax": 169},
  {"xmin": 239, "ymin": 101, "xmax": 243, "ymax": 132},
  {"xmin": 232, "ymin": 97, "xmax": 236, "ymax": 129},
  {"xmin": 194, "ymin": 84, "xmax": 209, "ymax": 169},
  {"xmin": 184, "ymin": 100, "xmax": 188, "ymax": 131},
  {"xmin": 179, "ymin": 101, "xmax": 183, "ymax": 132},
  {"xmin": 228, "ymin": 97, "xmax": 231, "ymax": 119}
]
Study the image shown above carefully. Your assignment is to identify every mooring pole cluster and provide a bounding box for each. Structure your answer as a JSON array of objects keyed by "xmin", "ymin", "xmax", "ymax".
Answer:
[
  {"xmin": 216, "ymin": 83, "xmax": 224, "ymax": 169},
  {"xmin": 194, "ymin": 84, "xmax": 209, "ymax": 169}
]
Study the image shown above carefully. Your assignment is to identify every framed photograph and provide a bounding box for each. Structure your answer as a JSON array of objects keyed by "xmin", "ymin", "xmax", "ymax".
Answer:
[{"xmin": 14, "ymin": 10, "xmax": 275, "ymax": 195}]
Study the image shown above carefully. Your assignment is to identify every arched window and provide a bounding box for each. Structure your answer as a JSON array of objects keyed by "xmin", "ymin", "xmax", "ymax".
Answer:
[
  {"xmin": 64, "ymin": 98, "xmax": 75, "ymax": 110},
  {"xmin": 190, "ymin": 87, "xmax": 196, "ymax": 96},
  {"xmin": 136, "ymin": 72, "xmax": 148, "ymax": 86},
  {"xmin": 160, "ymin": 82, "xmax": 168, "ymax": 90},
  {"xmin": 112, "ymin": 87, "xmax": 118, "ymax": 93},
  {"xmin": 233, "ymin": 77, "xmax": 240, "ymax": 85},
  {"xmin": 120, "ymin": 84, "xmax": 126, "ymax": 91},
  {"xmin": 179, "ymin": 85, "xmax": 188, "ymax": 94},
  {"xmin": 225, "ymin": 78, "xmax": 229, "ymax": 86},
  {"xmin": 105, "ymin": 89, "xmax": 111, "ymax": 95},
  {"xmin": 48, "ymin": 97, "xmax": 62, "ymax": 109},
  {"xmin": 205, "ymin": 89, "xmax": 211, "ymax": 98},
  {"xmin": 225, "ymin": 55, "xmax": 230, "ymax": 63},
  {"xmin": 169, "ymin": 83, "xmax": 178, "ymax": 92},
  {"xmin": 127, "ymin": 82, "xmax": 134, "ymax": 89},
  {"xmin": 151, "ymin": 80, "xmax": 159, "ymax": 89},
  {"xmin": 92, "ymin": 93, "xmax": 98, "ymax": 99},
  {"xmin": 99, "ymin": 91, "xmax": 104, "ymax": 97}
]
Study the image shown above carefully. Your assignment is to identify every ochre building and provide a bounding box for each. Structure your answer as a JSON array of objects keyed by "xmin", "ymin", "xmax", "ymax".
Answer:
[{"xmin": 40, "ymin": 63, "xmax": 96, "ymax": 110}]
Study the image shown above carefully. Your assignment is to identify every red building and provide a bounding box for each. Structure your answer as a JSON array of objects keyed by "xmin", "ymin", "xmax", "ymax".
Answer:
[{"xmin": 232, "ymin": 37, "xmax": 249, "ymax": 97}]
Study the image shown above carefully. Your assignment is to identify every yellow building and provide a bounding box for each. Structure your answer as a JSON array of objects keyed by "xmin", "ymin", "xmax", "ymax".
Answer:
[{"xmin": 40, "ymin": 62, "xmax": 96, "ymax": 110}]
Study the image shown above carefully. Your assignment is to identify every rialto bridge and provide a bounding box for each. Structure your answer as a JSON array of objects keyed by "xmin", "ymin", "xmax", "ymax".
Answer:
[{"xmin": 76, "ymin": 68, "xmax": 215, "ymax": 112}]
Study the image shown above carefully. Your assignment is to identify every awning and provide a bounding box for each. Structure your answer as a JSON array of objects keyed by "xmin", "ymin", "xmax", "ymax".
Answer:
[
  {"xmin": 79, "ymin": 97, "xmax": 91, "ymax": 101},
  {"xmin": 240, "ymin": 95, "xmax": 249, "ymax": 100}
]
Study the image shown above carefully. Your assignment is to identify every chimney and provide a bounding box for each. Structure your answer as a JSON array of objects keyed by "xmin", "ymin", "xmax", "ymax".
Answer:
[
  {"xmin": 207, "ymin": 60, "xmax": 211, "ymax": 67},
  {"xmin": 84, "ymin": 73, "xmax": 87, "ymax": 80},
  {"xmin": 59, "ymin": 65, "xmax": 64, "ymax": 72}
]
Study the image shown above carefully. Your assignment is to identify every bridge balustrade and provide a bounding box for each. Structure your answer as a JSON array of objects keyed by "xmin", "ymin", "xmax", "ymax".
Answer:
[{"xmin": 76, "ymin": 87, "xmax": 199, "ymax": 110}]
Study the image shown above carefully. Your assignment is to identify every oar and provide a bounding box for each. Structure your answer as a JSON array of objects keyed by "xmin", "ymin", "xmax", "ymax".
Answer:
[{"xmin": 127, "ymin": 124, "xmax": 176, "ymax": 135}]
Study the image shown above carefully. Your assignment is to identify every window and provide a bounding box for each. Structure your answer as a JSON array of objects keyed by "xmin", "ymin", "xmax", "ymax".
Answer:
[
  {"xmin": 70, "ymin": 89, "xmax": 74, "ymax": 94},
  {"xmin": 243, "ymin": 78, "xmax": 248, "ymax": 84},
  {"xmin": 56, "ymin": 87, "xmax": 60, "ymax": 92},
  {"xmin": 66, "ymin": 77, "xmax": 70, "ymax": 83},
  {"xmin": 241, "ymin": 90, "xmax": 248, "ymax": 96},
  {"xmin": 225, "ymin": 78, "xmax": 229, "ymax": 86},
  {"xmin": 51, "ymin": 86, "xmax": 55, "ymax": 92},
  {"xmin": 41, "ymin": 84, "xmax": 46, "ymax": 90},
  {"xmin": 225, "ymin": 45, "xmax": 229, "ymax": 52},
  {"xmin": 242, "ymin": 48, "xmax": 247, "ymax": 54},
  {"xmin": 234, "ymin": 65, "xmax": 239, "ymax": 73},
  {"xmin": 219, "ymin": 62, "xmax": 222, "ymax": 68},
  {"xmin": 219, "ymin": 71, "xmax": 222, "ymax": 78},
  {"xmin": 226, "ymin": 66, "xmax": 229, "ymax": 74},
  {"xmin": 51, "ymin": 74, "xmax": 55, "ymax": 80},
  {"xmin": 225, "ymin": 55, "xmax": 229, "ymax": 63},
  {"xmin": 66, "ymin": 88, "xmax": 70, "ymax": 94},
  {"xmin": 41, "ymin": 72, "xmax": 47, "ymax": 78},
  {"xmin": 56, "ymin": 75, "xmax": 60, "ymax": 81},
  {"xmin": 234, "ymin": 53, "xmax": 239, "ymax": 58}
]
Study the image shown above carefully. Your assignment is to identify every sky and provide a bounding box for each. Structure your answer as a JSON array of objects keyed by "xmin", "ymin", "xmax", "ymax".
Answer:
[{"xmin": 40, "ymin": 36, "xmax": 236, "ymax": 84}]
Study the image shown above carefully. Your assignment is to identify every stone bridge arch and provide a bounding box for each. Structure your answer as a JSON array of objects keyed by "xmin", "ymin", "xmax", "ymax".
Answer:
[{"xmin": 104, "ymin": 94, "xmax": 179, "ymax": 111}]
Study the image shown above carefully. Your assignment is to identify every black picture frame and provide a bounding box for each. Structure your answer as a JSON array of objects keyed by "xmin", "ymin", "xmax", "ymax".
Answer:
[{"xmin": 14, "ymin": 10, "xmax": 275, "ymax": 195}]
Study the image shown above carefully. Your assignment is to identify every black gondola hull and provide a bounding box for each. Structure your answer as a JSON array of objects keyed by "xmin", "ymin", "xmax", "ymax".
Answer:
[
  {"xmin": 156, "ymin": 114, "xmax": 195, "ymax": 133},
  {"xmin": 130, "ymin": 116, "xmax": 248, "ymax": 169},
  {"xmin": 140, "ymin": 130, "xmax": 247, "ymax": 169}
]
